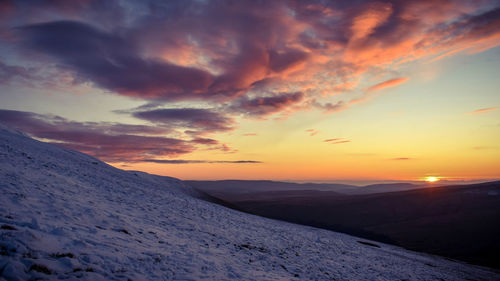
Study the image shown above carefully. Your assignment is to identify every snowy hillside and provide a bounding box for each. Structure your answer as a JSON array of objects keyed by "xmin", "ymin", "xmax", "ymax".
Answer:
[{"xmin": 0, "ymin": 126, "xmax": 497, "ymax": 281}]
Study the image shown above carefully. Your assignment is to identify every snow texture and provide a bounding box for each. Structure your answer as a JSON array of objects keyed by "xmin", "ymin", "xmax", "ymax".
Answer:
[{"xmin": 0, "ymin": 125, "xmax": 497, "ymax": 280}]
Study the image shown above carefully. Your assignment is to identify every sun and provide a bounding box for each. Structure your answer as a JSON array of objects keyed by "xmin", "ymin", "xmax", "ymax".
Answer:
[{"xmin": 424, "ymin": 176, "xmax": 440, "ymax": 183}]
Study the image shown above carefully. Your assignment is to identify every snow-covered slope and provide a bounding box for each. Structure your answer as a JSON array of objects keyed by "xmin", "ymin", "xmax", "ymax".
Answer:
[{"xmin": 0, "ymin": 127, "xmax": 497, "ymax": 281}]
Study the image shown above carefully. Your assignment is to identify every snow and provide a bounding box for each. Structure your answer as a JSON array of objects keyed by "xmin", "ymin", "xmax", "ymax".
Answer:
[{"xmin": 0, "ymin": 126, "xmax": 497, "ymax": 280}]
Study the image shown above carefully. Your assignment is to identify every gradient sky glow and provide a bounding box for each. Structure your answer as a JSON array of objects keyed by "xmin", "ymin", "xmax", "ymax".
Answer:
[{"xmin": 0, "ymin": 0, "xmax": 499, "ymax": 182}]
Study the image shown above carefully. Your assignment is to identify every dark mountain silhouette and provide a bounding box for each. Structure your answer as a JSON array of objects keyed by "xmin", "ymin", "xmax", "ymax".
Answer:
[
  {"xmin": 188, "ymin": 180, "xmax": 500, "ymax": 269},
  {"xmin": 186, "ymin": 180, "xmax": 422, "ymax": 200}
]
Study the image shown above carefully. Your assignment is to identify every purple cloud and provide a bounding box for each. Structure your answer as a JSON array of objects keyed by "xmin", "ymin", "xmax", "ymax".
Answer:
[
  {"xmin": 269, "ymin": 48, "xmax": 309, "ymax": 73},
  {"xmin": 19, "ymin": 21, "xmax": 214, "ymax": 101},
  {"xmin": 132, "ymin": 108, "xmax": 234, "ymax": 135},
  {"xmin": 231, "ymin": 92, "xmax": 305, "ymax": 117},
  {"xmin": 0, "ymin": 60, "xmax": 38, "ymax": 85},
  {"xmin": 5, "ymin": 0, "xmax": 498, "ymax": 118},
  {"xmin": 0, "ymin": 109, "xmax": 230, "ymax": 162}
]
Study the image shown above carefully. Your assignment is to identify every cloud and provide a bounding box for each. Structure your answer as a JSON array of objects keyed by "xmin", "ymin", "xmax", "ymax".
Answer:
[
  {"xmin": 389, "ymin": 157, "xmax": 413, "ymax": 161},
  {"xmin": 431, "ymin": 6, "xmax": 500, "ymax": 54},
  {"xmin": 312, "ymin": 100, "xmax": 347, "ymax": 114},
  {"xmin": 141, "ymin": 159, "xmax": 262, "ymax": 164},
  {"xmin": 323, "ymin": 137, "xmax": 351, "ymax": 144},
  {"xmin": 350, "ymin": 2, "xmax": 393, "ymax": 41},
  {"xmin": 324, "ymin": 138, "xmax": 342, "ymax": 142},
  {"xmin": 18, "ymin": 21, "xmax": 215, "ymax": 101},
  {"xmin": 217, "ymin": 143, "xmax": 237, "ymax": 154},
  {"xmin": 8, "ymin": 2, "xmax": 500, "ymax": 112},
  {"xmin": 306, "ymin": 129, "xmax": 320, "ymax": 136},
  {"xmin": 0, "ymin": 109, "xmax": 229, "ymax": 162},
  {"xmin": 132, "ymin": 108, "xmax": 234, "ymax": 135},
  {"xmin": 269, "ymin": 48, "xmax": 309, "ymax": 73},
  {"xmin": 0, "ymin": 60, "xmax": 36, "ymax": 85},
  {"xmin": 330, "ymin": 77, "xmax": 410, "ymax": 109},
  {"xmin": 468, "ymin": 106, "xmax": 500, "ymax": 114},
  {"xmin": 312, "ymin": 77, "xmax": 408, "ymax": 113},
  {"xmin": 242, "ymin": 133, "xmax": 258, "ymax": 136},
  {"xmin": 190, "ymin": 137, "xmax": 219, "ymax": 145},
  {"xmin": 230, "ymin": 92, "xmax": 305, "ymax": 117},
  {"xmin": 367, "ymin": 78, "xmax": 409, "ymax": 92},
  {"xmin": 324, "ymin": 137, "xmax": 351, "ymax": 144},
  {"xmin": 330, "ymin": 140, "xmax": 351, "ymax": 144}
]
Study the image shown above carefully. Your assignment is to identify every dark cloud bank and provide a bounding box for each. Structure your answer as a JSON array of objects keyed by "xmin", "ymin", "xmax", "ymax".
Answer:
[{"xmin": 0, "ymin": 109, "xmax": 259, "ymax": 164}]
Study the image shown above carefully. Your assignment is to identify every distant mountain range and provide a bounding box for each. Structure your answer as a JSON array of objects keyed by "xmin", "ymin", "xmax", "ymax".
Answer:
[{"xmin": 186, "ymin": 180, "xmax": 424, "ymax": 199}]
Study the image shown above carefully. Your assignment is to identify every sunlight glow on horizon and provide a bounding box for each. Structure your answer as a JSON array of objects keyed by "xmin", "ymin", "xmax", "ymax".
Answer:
[{"xmin": 424, "ymin": 176, "xmax": 440, "ymax": 183}]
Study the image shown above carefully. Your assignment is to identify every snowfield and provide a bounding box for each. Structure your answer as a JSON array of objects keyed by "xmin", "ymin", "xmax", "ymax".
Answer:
[{"xmin": 0, "ymin": 126, "xmax": 497, "ymax": 281}]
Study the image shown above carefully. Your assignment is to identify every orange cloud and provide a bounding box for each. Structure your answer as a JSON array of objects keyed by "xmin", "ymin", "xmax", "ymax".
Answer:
[
  {"xmin": 324, "ymin": 138, "xmax": 351, "ymax": 144},
  {"xmin": 324, "ymin": 138, "xmax": 342, "ymax": 142},
  {"xmin": 367, "ymin": 78, "xmax": 409, "ymax": 92},
  {"xmin": 331, "ymin": 140, "xmax": 351, "ymax": 144},
  {"xmin": 345, "ymin": 77, "xmax": 409, "ymax": 107},
  {"xmin": 306, "ymin": 129, "xmax": 320, "ymax": 136},
  {"xmin": 468, "ymin": 107, "xmax": 500, "ymax": 114},
  {"xmin": 350, "ymin": 2, "xmax": 393, "ymax": 41}
]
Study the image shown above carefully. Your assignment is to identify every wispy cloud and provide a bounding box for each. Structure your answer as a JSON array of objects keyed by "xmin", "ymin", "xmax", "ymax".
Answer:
[
  {"xmin": 367, "ymin": 78, "xmax": 409, "ymax": 92},
  {"xmin": 340, "ymin": 77, "xmax": 410, "ymax": 109},
  {"xmin": 141, "ymin": 159, "xmax": 262, "ymax": 164},
  {"xmin": 324, "ymin": 138, "xmax": 343, "ymax": 142},
  {"xmin": 132, "ymin": 108, "xmax": 234, "ymax": 136},
  {"xmin": 306, "ymin": 129, "xmax": 320, "ymax": 136},
  {"xmin": 314, "ymin": 101, "xmax": 347, "ymax": 114},
  {"xmin": 230, "ymin": 92, "xmax": 305, "ymax": 117},
  {"xmin": 325, "ymin": 138, "xmax": 351, "ymax": 144},
  {"xmin": 468, "ymin": 107, "xmax": 500, "ymax": 114},
  {"xmin": 331, "ymin": 140, "xmax": 351, "ymax": 144},
  {"xmin": 389, "ymin": 157, "xmax": 413, "ymax": 161}
]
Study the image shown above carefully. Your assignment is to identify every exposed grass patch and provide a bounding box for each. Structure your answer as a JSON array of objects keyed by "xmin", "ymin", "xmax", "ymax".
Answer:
[
  {"xmin": 29, "ymin": 264, "xmax": 52, "ymax": 275},
  {"xmin": 50, "ymin": 252, "xmax": 74, "ymax": 258},
  {"xmin": 1, "ymin": 224, "xmax": 17, "ymax": 230},
  {"xmin": 237, "ymin": 243, "xmax": 269, "ymax": 253},
  {"xmin": 118, "ymin": 229, "xmax": 130, "ymax": 235}
]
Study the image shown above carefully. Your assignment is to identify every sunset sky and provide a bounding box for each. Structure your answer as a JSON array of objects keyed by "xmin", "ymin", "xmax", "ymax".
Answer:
[{"xmin": 0, "ymin": 0, "xmax": 499, "ymax": 183}]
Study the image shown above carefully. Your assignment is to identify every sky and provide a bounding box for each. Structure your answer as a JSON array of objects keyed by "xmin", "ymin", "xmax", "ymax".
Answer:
[{"xmin": 0, "ymin": 0, "xmax": 499, "ymax": 183}]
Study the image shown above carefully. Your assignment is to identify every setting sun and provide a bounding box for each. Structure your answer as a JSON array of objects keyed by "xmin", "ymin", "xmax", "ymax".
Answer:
[{"xmin": 425, "ymin": 176, "xmax": 440, "ymax": 183}]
